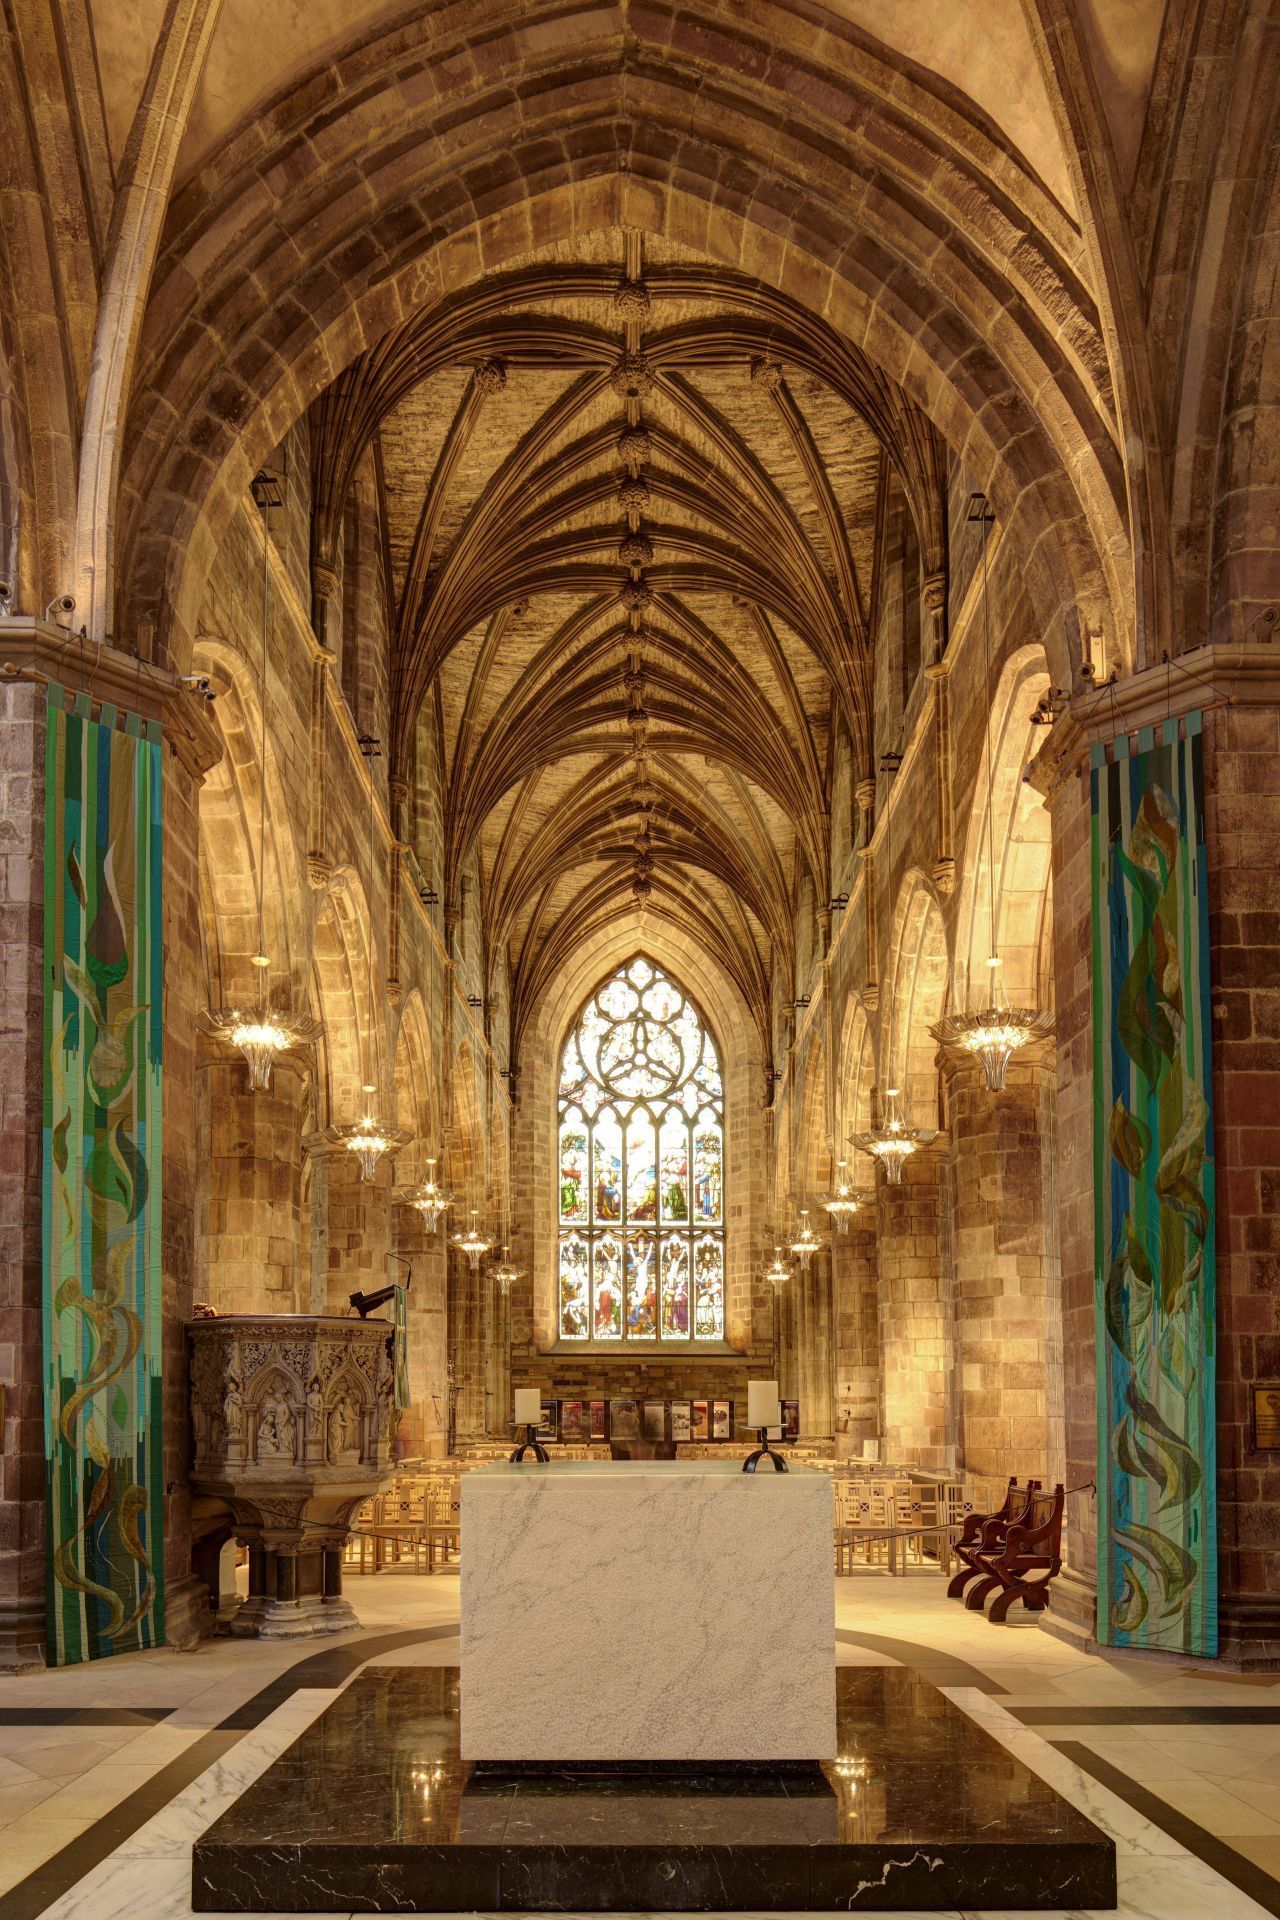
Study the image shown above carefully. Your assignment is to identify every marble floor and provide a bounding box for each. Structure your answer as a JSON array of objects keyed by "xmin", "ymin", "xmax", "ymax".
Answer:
[{"xmin": 0, "ymin": 1564, "xmax": 1276, "ymax": 1918}]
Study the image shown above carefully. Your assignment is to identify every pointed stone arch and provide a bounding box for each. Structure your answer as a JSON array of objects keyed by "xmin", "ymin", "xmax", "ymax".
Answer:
[
  {"xmin": 193, "ymin": 632, "xmax": 307, "ymax": 1011},
  {"xmin": 884, "ymin": 871, "xmax": 950, "ymax": 1132},
  {"xmin": 952, "ymin": 643, "xmax": 1054, "ymax": 1011}
]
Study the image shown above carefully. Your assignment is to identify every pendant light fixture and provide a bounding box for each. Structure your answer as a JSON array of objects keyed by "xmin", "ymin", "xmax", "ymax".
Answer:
[
  {"xmin": 491, "ymin": 1245, "xmax": 522, "ymax": 1295},
  {"xmin": 822, "ymin": 1160, "xmax": 862, "ymax": 1234},
  {"xmin": 201, "ymin": 470, "xmax": 321, "ymax": 1086},
  {"xmin": 410, "ymin": 1157, "xmax": 451, "ymax": 1232},
  {"xmin": 851, "ymin": 1086, "xmax": 938, "ymax": 1186},
  {"xmin": 932, "ymin": 495, "xmax": 1053, "ymax": 1089},
  {"xmin": 325, "ymin": 738, "xmax": 409, "ymax": 1178},
  {"xmin": 765, "ymin": 1245, "xmax": 791, "ymax": 1292},
  {"xmin": 339, "ymin": 1084, "xmax": 409, "ymax": 1182},
  {"xmin": 453, "ymin": 1209, "xmax": 494, "ymax": 1273},
  {"xmin": 789, "ymin": 1209, "xmax": 822, "ymax": 1269}
]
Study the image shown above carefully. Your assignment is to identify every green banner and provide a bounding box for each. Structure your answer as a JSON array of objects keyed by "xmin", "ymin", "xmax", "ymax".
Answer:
[
  {"xmin": 42, "ymin": 688, "xmax": 165, "ymax": 1663},
  {"xmin": 1091, "ymin": 714, "xmax": 1216, "ymax": 1655}
]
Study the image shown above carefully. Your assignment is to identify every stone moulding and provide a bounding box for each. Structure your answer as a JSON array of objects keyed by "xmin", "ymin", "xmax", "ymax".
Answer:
[{"xmin": 187, "ymin": 1314, "xmax": 399, "ymax": 1639}]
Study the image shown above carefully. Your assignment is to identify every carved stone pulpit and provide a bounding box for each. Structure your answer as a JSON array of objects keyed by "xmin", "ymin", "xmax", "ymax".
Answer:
[{"xmin": 188, "ymin": 1315, "xmax": 399, "ymax": 1638}]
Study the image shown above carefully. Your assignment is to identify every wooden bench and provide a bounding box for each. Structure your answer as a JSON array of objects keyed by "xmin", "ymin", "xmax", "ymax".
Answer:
[
  {"xmin": 967, "ymin": 1483, "xmax": 1064, "ymax": 1621},
  {"xmin": 945, "ymin": 1477, "xmax": 1038, "ymax": 1604}
]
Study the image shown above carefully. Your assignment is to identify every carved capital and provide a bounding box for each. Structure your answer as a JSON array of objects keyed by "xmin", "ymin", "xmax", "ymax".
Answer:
[
  {"xmin": 932, "ymin": 856, "xmax": 956, "ymax": 895},
  {"xmin": 921, "ymin": 569, "xmax": 947, "ymax": 621},
  {"xmin": 312, "ymin": 561, "xmax": 340, "ymax": 605},
  {"xmin": 307, "ymin": 853, "xmax": 333, "ymax": 892}
]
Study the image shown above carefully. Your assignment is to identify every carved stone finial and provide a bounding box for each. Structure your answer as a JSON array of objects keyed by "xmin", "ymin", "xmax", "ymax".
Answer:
[
  {"xmin": 473, "ymin": 358, "xmax": 508, "ymax": 397},
  {"xmin": 610, "ymin": 352, "xmax": 654, "ymax": 401}
]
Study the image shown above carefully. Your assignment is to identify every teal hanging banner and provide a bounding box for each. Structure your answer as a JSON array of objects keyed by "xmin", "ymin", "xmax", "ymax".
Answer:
[
  {"xmin": 42, "ymin": 687, "xmax": 165, "ymax": 1663},
  {"xmin": 1091, "ymin": 714, "xmax": 1217, "ymax": 1655}
]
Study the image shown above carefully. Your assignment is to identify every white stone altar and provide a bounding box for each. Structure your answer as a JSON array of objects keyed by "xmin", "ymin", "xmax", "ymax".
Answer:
[{"xmin": 459, "ymin": 1459, "xmax": 835, "ymax": 1762}]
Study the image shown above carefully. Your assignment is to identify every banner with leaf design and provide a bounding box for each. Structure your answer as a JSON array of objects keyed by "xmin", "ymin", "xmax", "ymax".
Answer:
[
  {"xmin": 1091, "ymin": 714, "xmax": 1216, "ymax": 1655},
  {"xmin": 42, "ymin": 687, "xmax": 164, "ymax": 1663}
]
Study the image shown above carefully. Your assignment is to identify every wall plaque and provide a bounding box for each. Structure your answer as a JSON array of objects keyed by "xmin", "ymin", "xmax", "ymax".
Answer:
[{"xmin": 1252, "ymin": 1384, "xmax": 1280, "ymax": 1451}]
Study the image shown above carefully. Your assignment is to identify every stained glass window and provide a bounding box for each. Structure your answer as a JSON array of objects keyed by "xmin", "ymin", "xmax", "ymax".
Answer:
[{"xmin": 557, "ymin": 958, "xmax": 725, "ymax": 1343}]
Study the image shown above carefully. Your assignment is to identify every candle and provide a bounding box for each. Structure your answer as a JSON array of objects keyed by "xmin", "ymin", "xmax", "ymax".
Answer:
[
  {"xmin": 748, "ymin": 1380, "xmax": 780, "ymax": 1428},
  {"xmin": 513, "ymin": 1388, "xmax": 541, "ymax": 1425}
]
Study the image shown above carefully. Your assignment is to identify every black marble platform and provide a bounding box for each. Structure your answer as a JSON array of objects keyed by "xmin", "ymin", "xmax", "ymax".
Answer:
[{"xmin": 192, "ymin": 1666, "xmax": 1116, "ymax": 1912}]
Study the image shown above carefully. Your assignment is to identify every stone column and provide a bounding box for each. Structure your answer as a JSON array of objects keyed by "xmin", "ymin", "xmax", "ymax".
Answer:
[
  {"xmin": 448, "ymin": 1244, "xmax": 489, "ymax": 1441},
  {"xmin": 942, "ymin": 1047, "xmax": 1061, "ymax": 1503},
  {"xmin": 160, "ymin": 749, "xmax": 216, "ymax": 1649},
  {"xmin": 798, "ymin": 1252, "xmax": 834, "ymax": 1437},
  {"xmin": 832, "ymin": 1210, "xmax": 878, "ymax": 1459},
  {"xmin": 1204, "ymin": 702, "xmax": 1280, "ymax": 1666},
  {"xmin": 316, "ymin": 1142, "xmax": 392, "ymax": 1315},
  {"xmin": 0, "ymin": 682, "xmax": 48, "ymax": 1667},
  {"xmin": 1041, "ymin": 757, "xmax": 1100, "ymax": 1639},
  {"xmin": 391, "ymin": 1199, "xmax": 448, "ymax": 1457},
  {"xmin": 202, "ymin": 1057, "xmax": 309, "ymax": 1314},
  {"xmin": 876, "ymin": 1150, "xmax": 953, "ymax": 1470}
]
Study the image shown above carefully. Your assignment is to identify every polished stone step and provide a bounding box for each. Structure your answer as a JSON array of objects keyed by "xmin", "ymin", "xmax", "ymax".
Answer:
[{"xmin": 192, "ymin": 1665, "xmax": 1116, "ymax": 1912}]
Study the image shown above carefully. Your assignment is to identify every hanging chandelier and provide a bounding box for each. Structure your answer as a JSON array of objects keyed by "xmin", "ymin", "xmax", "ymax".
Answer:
[
  {"xmin": 822, "ymin": 1160, "xmax": 862, "ymax": 1234},
  {"xmin": 789, "ymin": 1209, "xmax": 823, "ymax": 1269},
  {"xmin": 765, "ymin": 1246, "xmax": 791, "ymax": 1292},
  {"xmin": 851, "ymin": 1087, "xmax": 938, "ymax": 1187},
  {"xmin": 202, "ymin": 470, "xmax": 322, "ymax": 1088},
  {"xmin": 330, "ymin": 1085, "xmax": 410, "ymax": 1182},
  {"xmin": 410, "ymin": 1157, "xmax": 451, "ymax": 1232},
  {"xmin": 932, "ymin": 495, "xmax": 1053, "ymax": 1091},
  {"xmin": 201, "ymin": 1001, "xmax": 322, "ymax": 1093},
  {"xmin": 453, "ymin": 1209, "xmax": 494, "ymax": 1273},
  {"xmin": 491, "ymin": 1245, "xmax": 522, "ymax": 1295},
  {"xmin": 933, "ymin": 998, "xmax": 1057, "ymax": 1093}
]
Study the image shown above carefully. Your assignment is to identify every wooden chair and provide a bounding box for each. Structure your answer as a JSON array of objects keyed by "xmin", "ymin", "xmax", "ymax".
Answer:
[
  {"xmin": 946, "ymin": 1478, "xmax": 1038, "ymax": 1604},
  {"xmin": 426, "ymin": 1474, "xmax": 461, "ymax": 1569},
  {"xmin": 968, "ymin": 1485, "xmax": 1065, "ymax": 1620}
]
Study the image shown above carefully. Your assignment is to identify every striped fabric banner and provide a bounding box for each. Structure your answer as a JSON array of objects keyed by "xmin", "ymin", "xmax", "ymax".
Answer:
[
  {"xmin": 41, "ymin": 686, "xmax": 165, "ymax": 1663},
  {"xmin": 1091, "ymin": 714, "xmax": 1217, "ymax": 1656}
]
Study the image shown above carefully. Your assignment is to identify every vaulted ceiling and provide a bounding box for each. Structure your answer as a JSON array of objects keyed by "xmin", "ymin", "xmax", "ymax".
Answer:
[{"xmin": 308, "ymin": 230, "xmax": 951, "ymax": 1034}]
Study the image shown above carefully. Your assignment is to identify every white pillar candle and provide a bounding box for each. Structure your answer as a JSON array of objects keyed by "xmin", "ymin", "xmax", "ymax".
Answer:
[
  {"xmin": 748, "ymin": 1380, "xmax": 780, "ymax": 1428},
  {"xmin": 514, "ymin": 1388, "xmax": 541, "ymax": 1425}
]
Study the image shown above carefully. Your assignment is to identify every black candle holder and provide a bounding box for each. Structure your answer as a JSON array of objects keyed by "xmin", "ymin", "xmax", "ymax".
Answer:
[
  {"xmin": 743, "ymin": 1426, "xmax": 788, "ymax": 1473},
  {"xmin": 509, "ymin": 1422, "xmax": 549, "ymax": 1463}
]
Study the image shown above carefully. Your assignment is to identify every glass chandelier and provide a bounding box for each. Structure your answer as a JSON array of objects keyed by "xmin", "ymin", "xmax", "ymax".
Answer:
[
  {"xmin": 331, "ymin": 1086, "xmax": 410, "ymax": 1182},
  {"xmin": 202, "ymin": 471, "xmax": 321, "ymax": 1088},
  {"xmin": 932, "ymin": 495, "xmax": 1053, "ymax": 1090},
  {"xmin": 491, "ymin": 1245, "xmax": 522, "ymax": 1295},
  {"xmin": 789, "ymin": 1209, "xmax": 822, "ymax": 1269},
  {"xmin": 453, "ymin": 1209, "xmax": 493, "ymax": 1272},
  {"xmin": 822, "ymin": 1160, "xmax": 861, "ymax": 1234},
  {"xmin": 765, "ymin": 1245, "xmax": 791, "ymax": 1292},
  {"xmin": 851, "ymin": 1087, "xmax": 938, "ymax": 1187},
  {"xmin": 410, "ymin": 1157, "xmax": 450, "ymax": 1232}
]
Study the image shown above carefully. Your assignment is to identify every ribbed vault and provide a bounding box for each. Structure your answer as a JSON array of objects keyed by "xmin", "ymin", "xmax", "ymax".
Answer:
[{"xmin": 310, "ymin": 229, "xmax": 950, "ymax": 1058}]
